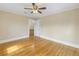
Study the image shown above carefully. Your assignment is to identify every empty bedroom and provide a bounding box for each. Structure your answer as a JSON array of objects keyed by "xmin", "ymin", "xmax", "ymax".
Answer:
[{"xmin": 0, "ymin": 3, "xmax": 79, "ymax": 56}]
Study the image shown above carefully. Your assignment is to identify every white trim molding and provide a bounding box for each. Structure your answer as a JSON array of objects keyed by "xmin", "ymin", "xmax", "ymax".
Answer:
[
  {"xmin": 0, "ymin": 36, "xmax": 29, "ymax": 44},
  {"xmin": 39, "ymin": 35, "xmax": 79, "ymax": 48}
]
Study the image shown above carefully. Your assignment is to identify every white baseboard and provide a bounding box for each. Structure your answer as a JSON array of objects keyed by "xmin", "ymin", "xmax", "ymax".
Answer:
[
  {"xmin": 39, "ymin": 35, "xmax": 79, "ymax": 48},
  {"xmin": 0, "ymin": 36, "xmax": 29, "ymax": 43},
  {"xmin": 1, "ymin": 35, "xmax": 79, "ymax": 48}
]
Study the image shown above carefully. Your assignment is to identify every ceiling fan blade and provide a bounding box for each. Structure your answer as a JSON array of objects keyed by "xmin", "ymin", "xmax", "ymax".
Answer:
[
  {"xmin": 24, "ymin": 8, "xmax": 32, "ymax": 10},
  {"xmin": 38, "ymin": 10, "xmax": 42, "ymax": 14},
  {"xmin": 39, "ymin": 7, "xmax": 46, "ymax": 10},
  {"xmin": 32, "ymin": 3, "xmax": 36, "ymax": 6}
]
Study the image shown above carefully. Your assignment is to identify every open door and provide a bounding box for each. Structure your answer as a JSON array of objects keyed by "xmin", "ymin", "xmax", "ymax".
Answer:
[
  {"xmin": 29, "ymin": 28, "xmax": 34, "ymax": 37},
  {"xmin": 29, "ymin": 19, "xmax": 35, "ymax": 39},
  {"xmin": 29, "ymin": 19, "xmax": 40, "ymax": 39}
]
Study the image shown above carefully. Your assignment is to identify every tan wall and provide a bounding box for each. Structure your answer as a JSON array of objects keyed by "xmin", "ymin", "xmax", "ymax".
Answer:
[
  {"xmin": 0, "ymin": 11, "xmax": 29, "ymax": 43},
  {"xmin": 40, "ymin": 8, "xmax": 79, "ymax": 48}
]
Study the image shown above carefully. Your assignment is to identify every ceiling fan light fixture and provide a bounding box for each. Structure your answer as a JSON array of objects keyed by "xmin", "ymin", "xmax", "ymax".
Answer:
[
  {"xmin": 33, "ymin": 10, "xmax": 38, "ymax": 13},
  {"xmin": 24, "ymin": 3, "xmax": 46, "ymax": 14}
]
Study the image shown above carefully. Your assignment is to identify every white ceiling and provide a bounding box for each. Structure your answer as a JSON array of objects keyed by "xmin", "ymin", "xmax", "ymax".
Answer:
[{"xmin": 0, "ymin": 3, "xmax": 79, "ymax": 18}]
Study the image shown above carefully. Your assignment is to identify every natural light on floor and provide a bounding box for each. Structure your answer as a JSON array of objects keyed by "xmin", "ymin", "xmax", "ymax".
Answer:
[{"xmin": 7, "ymin": 45, "xmax": 19, "ymax": 54}]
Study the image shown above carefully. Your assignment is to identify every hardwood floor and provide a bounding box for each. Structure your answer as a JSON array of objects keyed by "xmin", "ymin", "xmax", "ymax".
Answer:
[{"xmin": 0, "ymin": 36, "xmax": 79, "ymax": 56}]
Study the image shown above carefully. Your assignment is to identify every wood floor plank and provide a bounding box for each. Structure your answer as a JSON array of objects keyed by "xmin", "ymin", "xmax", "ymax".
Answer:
[{"xmin": 0, "ymin": 37, "xmax": 79, "ymax": 56}]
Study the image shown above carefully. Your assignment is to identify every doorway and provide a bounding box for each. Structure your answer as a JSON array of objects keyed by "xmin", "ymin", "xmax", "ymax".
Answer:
[{"xmin": 29, "ymin": 19, "xmax": 40, "ymax": 38}]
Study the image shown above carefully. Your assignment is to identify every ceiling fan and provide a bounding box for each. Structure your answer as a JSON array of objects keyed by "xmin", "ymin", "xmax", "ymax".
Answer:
[{"xmin": 24, "ymin": 3, "xmax": 46, "ymax": 14}]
